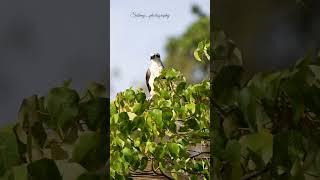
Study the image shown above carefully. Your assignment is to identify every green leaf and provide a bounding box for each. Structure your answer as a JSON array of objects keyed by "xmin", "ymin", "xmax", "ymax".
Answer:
[
  {"xmin": 295, "ymin": 52, "xmax": 312, "ymax": 68},
  {"xmin": 163, "ymin": 68, "xmax": 181, "ymax": 80},
  {"xmin": 114, "ymin": 137, "xmax": 125, "ymax": 148},
  {"xmin": 150, "ymin": 109, "xmax": 163, "ymax": 129},
  {"xmin": 167, "ymin": 143, "xmax": 180, "ymax": 158},
  {"xmin": 110, "ymin": 102, "xmax": 117, "ymax": 116},
  {"xmin": 55, "ymin": 161, "xmax": 87, "ymax": 180},
  {"xmin": 27, "ymin": 158, "xmax": 62, "ymax": 180},
  {"xmin": 31, "ymin": 122, "xmax": 47, "ymax": 148},
  {"xmin": 290, "ymin": 160, "xmax": 305, "ymax": 180},
  {"xmin": 194, "ymin": 40, "xmax": 210, "ymax": 62},
  {"xmin": 123, "ymin": 89, "xmax": 135, "ymax": 102},
  {"xmin": 18, "ymin": 95, "xmax": 41, "ymax": 125},
  {"xmin": 136, "ymin": 91, "xmax": 146, "ymax": 103},
  {"xmin": 140, "ymin": 157, "xmax": 148, "ymax": 170},
  {"xmin": 80, "ymin": 98, "xmax": 107, "ymax": 131},
  {"xmin": 46, "ymin": 86, "xmax": 79, "ymax": 130},
  {"xmin": 162, "ymin": 108, "xmax": 173, "ymax": 122},
  {"xmin": 63, "ymin": 79, "xmax": 72, "ymax": 88},
  {"xmin": 72, "ymin": 132, "xmax": 99, "ymax": 163},
  {"xmin": 187, "ymin": 118, "xmax": 200, "ymax": 130},
  {"xmin": 232, "ymin": 48, "xmax": 242, "ymax": 64},
  {"xmin": 85, "ymin": 82, "xmax": 106, "ymax": 98},
  {"xmin": 0, "ymin": 125, "xmax": 20, "ymax": 170},
  {"xmin": 118, "ymin": 112, "xmax": 129, "ymax": 122},
  {"xmin": 204, "ymin": 42, "xmax": 211, "ymax": 60},
  {"xmin": 127, "ymin": 112, "xmax": 137, "ymax": 120},
  {"xmin": 132, "ymin": 116, "xmax": 145, "ymax": 130},
  {"xmin": 176, "ymin": 82, "xmax": 187, "ymax": 93},
  {"xmin": 11, "ymin": 165, "xmax": 28, "ymax": 180},
  {"xmin": 240, "ymin": 130, "xmax": 273, "ymax": 164},
  {"xmin": 214, "ymin": 65, "xmax": 243, "ymax": 105},
  {"xmin": 132, "ymin": 103, "xmax": 143, "ymax": 115},
  {"xmin": 194, "ymin": 49, "xmax": 202, "ymax": 62},
  {"xmin": 185, "ymin": 102, "xmax": 196, "ymax": 114},
  {"xmin": 121, "ymin": 147, "xmax": 134, "ymax": 163},
  {"xmin": 238, "ymin": 87, "xmax": 256, "ymax": 131},
  {"xmin": 224, "ymin": 140, "xmax": 242, "ymax": 180},
  {"xmin": 146, "ymin": 141, "xmax": 156, "ymax": 154},
  {"xmin": 0, "ymin": 147, "xmax": 8, "ymax": 176},
  {"xmin": 50, "ymin": 143, "xmax": 69, "ymax": 160}
]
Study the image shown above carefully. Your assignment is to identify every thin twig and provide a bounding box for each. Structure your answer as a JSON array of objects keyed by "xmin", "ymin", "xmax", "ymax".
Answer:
[
  {"xmin": 159, "ymin": 167, "xmax": 174, "ymax": 180},
  {"xmin": 304, "ymin": 171, "xmax": 320, "ymax": 178},
  {"xmin": 241, "ymin": 166, "xmax": 269, "ymax": 180},
  {"xmin": 190, "ymin": 152, "xmax": 210, "ymax": 159}
]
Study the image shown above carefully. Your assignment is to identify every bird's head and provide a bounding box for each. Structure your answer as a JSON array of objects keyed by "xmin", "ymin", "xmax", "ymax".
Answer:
[{"xmin": 150, "ymin": 53, "xmax": 161, "ymax": 61}]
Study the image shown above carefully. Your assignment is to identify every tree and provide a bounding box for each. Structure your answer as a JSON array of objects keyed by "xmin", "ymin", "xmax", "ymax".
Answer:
[
  {"xmin": 0, "ymin": 81, "xmax": 108, "ymax": 180},
  {"xmin": 110, "ymin": 6, "xmax": 211, "ymax": 179},
  {"xmin": 110, "ymin": 67, "xmax": 210, "ymax": 179},
  {"xmin": 212, "ymin": 29, "xmax": 320, "ymax": 180},
  {"xmin": 164, "ymin": 5, "xmax": 210, "ymax": 83}
]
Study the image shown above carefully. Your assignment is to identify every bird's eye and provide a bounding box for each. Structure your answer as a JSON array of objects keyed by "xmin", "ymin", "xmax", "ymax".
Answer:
[
  {"xmin": 156, "ymin": 54, "xmax": 160, "ymax": 58},
  {"xmin": 151, "ymin": 55, "xmax": 155, "ymax": 59}
]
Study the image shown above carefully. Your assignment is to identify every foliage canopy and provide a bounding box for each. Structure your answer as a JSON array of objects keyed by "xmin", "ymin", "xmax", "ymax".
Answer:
[
  {"xmin": 110, "ymin": 68, "xmax": 210, "ymax": 179},
  {"xmin": 212, "ymin": 29, "xmax": 320, "ymax": 180},
  {"xmin": 0, "ymin": 82, "xmax": 108, "ymax": 180},
  {"xmin": 165, "ymin": 12, "xmax": 210, "ymax": 83}
]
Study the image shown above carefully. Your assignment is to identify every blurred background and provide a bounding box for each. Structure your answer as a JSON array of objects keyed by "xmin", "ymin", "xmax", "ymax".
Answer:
[
  {"xmin": 0, "ymin": 0, "xmax": 107, "ymax": 124},
  {"xmin": 214, "ymin": 0, "xmax": 320, "ymax": 75},
  {"xmin": 110, "ymin": 0, "xmax": 210, "ymax": 99}
]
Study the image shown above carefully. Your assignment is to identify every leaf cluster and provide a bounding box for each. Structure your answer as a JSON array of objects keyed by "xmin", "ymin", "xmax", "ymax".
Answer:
[
  {"xmin": 110, "ymin": 69, "xmax": 210, "ymax": 179},
  {"xmin": 212, "ymin": 31, "xmax": 320, "ymax": 180},
  {"xmin": 0, "ymin": 82, "xmax": 108, "ymax": 180},
  {"xmin": 165, "ymin": 15, "xmax": 210, "ymax": 82}
]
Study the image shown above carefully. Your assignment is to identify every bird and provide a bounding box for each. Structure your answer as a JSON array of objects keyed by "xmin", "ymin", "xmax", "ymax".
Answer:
[{"xmin": 146, "ymin": 53, "xmax": 164, "ymax": 98}]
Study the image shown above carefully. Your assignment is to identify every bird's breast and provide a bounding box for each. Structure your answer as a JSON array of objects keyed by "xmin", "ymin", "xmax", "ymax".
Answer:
[{"xmin": 149, "ymin": 62, "xmax": 163, "ymax": 78}]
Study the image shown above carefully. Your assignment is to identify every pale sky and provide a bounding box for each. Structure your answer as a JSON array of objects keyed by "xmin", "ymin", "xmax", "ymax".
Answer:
[{"xmin": 110, "ymin": 0, "xmax": 210, "ymax": 99}]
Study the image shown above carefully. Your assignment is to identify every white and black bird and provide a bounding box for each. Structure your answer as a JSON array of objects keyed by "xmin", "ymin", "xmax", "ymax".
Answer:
[{"xmin": 146, "ymin": 53, "xmax": 164, "ymax": 97}]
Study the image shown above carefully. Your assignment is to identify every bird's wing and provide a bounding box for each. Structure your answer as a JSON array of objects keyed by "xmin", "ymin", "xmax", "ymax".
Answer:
[
  {"xmin": 146, "ymin": 68, "xmax": 151, "ymax": 92},
  {"xmin": 160, "ymin": 61, "xmax": 165, "ymax": 79},
  {"xmin": 160, "ymin": 60, "xmax": 164, "ymax": 68}
]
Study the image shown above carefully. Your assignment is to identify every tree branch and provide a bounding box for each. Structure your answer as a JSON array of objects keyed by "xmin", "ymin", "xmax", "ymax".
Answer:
[
  {"xmin": 190, "ymin": 151, "xmax": 210, "ymax": 159},
  {"xmin": 241, "ymin": 166, "xmax": 269, "ymax": 180}
]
